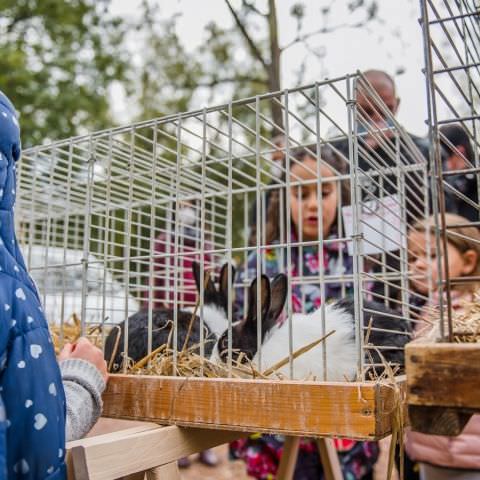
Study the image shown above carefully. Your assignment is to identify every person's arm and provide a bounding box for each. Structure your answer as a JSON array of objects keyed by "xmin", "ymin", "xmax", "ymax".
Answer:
[{"xmin": 58, "ymin": 338, "xmax": 108, "ymax": 441}]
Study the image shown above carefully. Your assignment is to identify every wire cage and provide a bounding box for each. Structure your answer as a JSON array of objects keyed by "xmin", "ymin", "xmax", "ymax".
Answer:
[
  {"xmin": 17, "ymin": 73, "xmax": 427, "ymax": 437},
  {"xmin": 405, "ymin": 0, "xmax": 480, "ymax": 434},
  {"xmin": 420, "ymin": 0, "xmax": 480, "ymax": 339}
]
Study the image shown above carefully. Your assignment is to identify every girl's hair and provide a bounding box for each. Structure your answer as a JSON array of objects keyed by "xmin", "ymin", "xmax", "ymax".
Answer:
[
  {"xmin": 411, "ymin": 213, "xmax": 480, "ymax": 292},
  {"xmin": 250, "ymin": 144, "xmax": 350, "ymax": 245}
]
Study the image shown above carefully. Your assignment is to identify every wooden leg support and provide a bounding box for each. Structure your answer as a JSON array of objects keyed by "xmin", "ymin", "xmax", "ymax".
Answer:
[
  {"xmin": 145, "ymin": 463, "xmax": 180, "ymax": 480},
  {"xmin": 316, "ymin": 439, "xmax": 342, "ymax": 480},
  {"xmin": 276, "ymin": 437, "xmax": 342, "ymax": 480},
  {"xmin": 276, "ymin": 436, "xmax": 301, "ymax": 480}
]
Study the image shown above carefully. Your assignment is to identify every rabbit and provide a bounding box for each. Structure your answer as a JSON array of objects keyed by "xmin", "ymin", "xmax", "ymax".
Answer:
[
  {"xmin": 211, "ymin": 273, "xmax": 411, "ymax": 381},
  {"xmin": 104, "ymin": 261, "xmax": 235, "ymax": 372}
]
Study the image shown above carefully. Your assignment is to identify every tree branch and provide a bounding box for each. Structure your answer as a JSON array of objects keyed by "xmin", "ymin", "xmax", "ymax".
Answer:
[
  {"xmin": 196, "ymin": 75, "xmax": 268, "ymax": 88},
  {"xmin": 224, "ymin": 0, "xmax": 269, "ymax": 71},
  {"xmin": 241, "ymin": 0, "xmax": 267, "ymax": 17},
  {"xmin": 280, "ymin": 20, "xmax": 367, "ymax": 52}
]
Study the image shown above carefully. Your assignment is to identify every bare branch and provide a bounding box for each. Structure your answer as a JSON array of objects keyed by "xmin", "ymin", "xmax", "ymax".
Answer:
[
  {"xmin": 241, "ymin": 0, "xmax": 267, "ymax": 17},
  {"xmin": 224, "ymin": 0, "xmax": 269, "ymax": 71},
  {"xmin": 196, "ymin": 75, "xmax": 268, "ymax": 88},
  {"xmin": 281, "ymin": 20, "xmax": 367, "ymax": 52}
]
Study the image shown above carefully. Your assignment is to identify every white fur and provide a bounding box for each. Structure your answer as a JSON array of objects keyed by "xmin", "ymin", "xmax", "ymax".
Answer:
[
  {"xmin": 253, "ymin": 303, "xmax": 358, "ymax": 381},
  {"xmin": 184, "ymin": 304, "xmax": 228, "ymax": 338},
  {"xmin": 209, "ymin": 339, "xmax": 223, "ymax": 364}
]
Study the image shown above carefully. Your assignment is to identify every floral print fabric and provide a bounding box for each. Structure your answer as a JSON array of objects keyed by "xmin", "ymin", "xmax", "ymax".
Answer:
[{"xmin": 231, "ymin": 234, "xmax": 378, "ymax": 479}]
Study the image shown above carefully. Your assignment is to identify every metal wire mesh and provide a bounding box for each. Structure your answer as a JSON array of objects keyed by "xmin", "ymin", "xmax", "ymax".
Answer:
[
  {"xmin": 421, "ymin": 0, "xmax": 480, "ymax": 340},
  {"xmin": 16, "ymin": 74, "xmax": 427, "ymax": 381}
]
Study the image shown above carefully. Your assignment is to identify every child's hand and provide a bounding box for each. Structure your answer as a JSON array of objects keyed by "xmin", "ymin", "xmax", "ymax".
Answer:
[{"xmin": 58, "ymin": 337, "xmax": 108, "ymax": 382}]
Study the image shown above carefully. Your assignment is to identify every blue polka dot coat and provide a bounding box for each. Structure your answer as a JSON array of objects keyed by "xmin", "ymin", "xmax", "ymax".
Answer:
[{"xmin": 0, "ymin": 91, "xmax": 66, "ymax": 479}]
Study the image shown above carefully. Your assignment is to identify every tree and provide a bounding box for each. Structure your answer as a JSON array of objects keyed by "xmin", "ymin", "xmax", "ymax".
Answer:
[
  {"xmin": 133, "ymin": 1, "xmax": 379, "ymax": 130},
  {"xmin": 128, "ymin": 0, "xmax": 382, "ymax": 248},
  {"xmin": 223, "ymin": 0, "xmax": 380, "ymax": 133},
  {"xmin": 0, "ymin": 0, "xmax": 128, "ymax": 147}
]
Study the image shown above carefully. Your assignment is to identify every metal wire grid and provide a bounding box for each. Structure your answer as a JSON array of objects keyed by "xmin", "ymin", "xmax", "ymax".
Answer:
[
  {"xmin": 16, "ymin": 74, "xmax": 427, "ymax": 380},
  {"xmin": 421, "ymin": 0, "xmax": 480, "ymax": 339}
]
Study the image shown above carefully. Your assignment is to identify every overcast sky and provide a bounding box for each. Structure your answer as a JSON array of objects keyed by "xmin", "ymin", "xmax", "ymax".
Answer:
[{"xmin": 111, "ymin": 0, "xmax": 431, "ymax": 136}]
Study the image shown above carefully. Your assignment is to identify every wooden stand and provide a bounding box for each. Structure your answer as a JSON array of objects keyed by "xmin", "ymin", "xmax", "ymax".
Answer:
[
  {"xmin": 66, "ymin": 420, "xmax": 244, "ymax": 479},
  {"xmin": 103, "ymin": 375, "xmax": 405, "ymax": 440},
  {"xmin": 406, "ymin": 342, "xmax": 480, "ymax": 435},
  {"xmin": 67, "ymin": 420, "xmax": 343, "ymax": 480},
  {"xmin": 70, "ymin": 375, "xmax": 404, "ymax": 478}
]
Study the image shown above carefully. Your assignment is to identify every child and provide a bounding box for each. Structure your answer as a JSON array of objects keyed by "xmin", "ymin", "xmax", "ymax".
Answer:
[
  {"xmin": 230, "ymin": 146, "xmax": 378, "ymax": 480},
  {"xmin": 0, "ymin": 90, "xmax": 107, "ymax": 478},
  {"xmin": 408, "ymin": 213, "xmax": 480, "ymax": 329},
  {"xmin": 406, "ymin": 214, "xmax": 480, "ymax": 479}
]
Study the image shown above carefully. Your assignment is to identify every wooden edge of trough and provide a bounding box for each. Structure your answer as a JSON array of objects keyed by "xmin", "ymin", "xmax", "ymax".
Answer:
[
  {"xmin": 406, "ymin": 342, "xmax": 480, "ymax": 409},
  {"xmin": 102, "ymin": 374, "xmax": 406, "ymax": 441},
  {"xmin": 406, "ymin": 342, "xmax": 480, "ymax": 435}
]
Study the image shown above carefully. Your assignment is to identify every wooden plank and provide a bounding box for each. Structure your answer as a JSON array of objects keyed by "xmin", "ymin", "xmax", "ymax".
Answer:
[
  {"xmin": 67, "ymin": 422, "xmax": 160, "ymax": 449},
  {"xmin": 374, "ymin": 375, "xmax": 408, "ymax": 434},
  {"xmin": 276, "ymin": 436, "xmax": 300, "ymax": 480},
  {"xmin": 145, "ymin": 463, "xmax": 180, "ymax": 480},
  {"xmin": 408, "ymin": 405, "xmax": 473, "ymax": 436},
  {"xmin": 102, "ymin": 375, "xmax": 406, "ymax": 440},
  {"xmin": 87, "ymin": 418, "xmax": 153, "ymax": 437},
  {"xmin": 68, "ymin": 424, "xmax": 243, "ymax": 480},
  {"xmin": 122, "ymin": 473, "xmax": 145, "ymax": 480},
  {"xmin": 406, "ymin": 343, "xmax": 480, "ymax": 410},
  {"xmin": 316, "ymin": 439, "xmax": 342, "ymax": 480}
]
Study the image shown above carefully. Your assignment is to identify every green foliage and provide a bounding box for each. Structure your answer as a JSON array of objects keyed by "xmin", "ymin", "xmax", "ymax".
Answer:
[{"xmin": 0, "ymin": 0, "xmax": 128, "ymax": 147}]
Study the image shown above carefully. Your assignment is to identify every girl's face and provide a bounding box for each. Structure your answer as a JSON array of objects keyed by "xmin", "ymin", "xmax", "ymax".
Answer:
[
  {"xmin": 408, "ymin": 230, "xmax": 478, "ymax": 294},
  {"xmin": 290, "ymin": 157, "xmax": 339, "ymax": 241}
]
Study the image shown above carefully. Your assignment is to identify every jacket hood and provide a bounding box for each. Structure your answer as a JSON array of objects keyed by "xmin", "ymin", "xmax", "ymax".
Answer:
[{"xmin": 0, "ymin": 90, "xmax": 32, "ymax": 286}]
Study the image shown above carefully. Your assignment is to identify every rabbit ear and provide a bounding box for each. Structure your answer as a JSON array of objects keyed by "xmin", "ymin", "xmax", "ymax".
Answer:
[
  {"xmin": 246, "ymin": 275, "xmax": 271, "ymax": 328},
  {"xmin": 268, "ymin": 274, "xmax": 288, "ymax": 324},
  {"xmin": 219, "ymin": 263, "xmax": 236, "ymax": 299},
  {"xmin": 192, "ymin": 261, "xmax": 201, "ymax": 293},
  {"xmin": 192, "ymin": 261, "xmax": 215, "ymax": 296}
]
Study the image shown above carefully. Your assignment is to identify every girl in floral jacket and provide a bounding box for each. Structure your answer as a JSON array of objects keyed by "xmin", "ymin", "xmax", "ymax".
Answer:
[{"xmin": 230, "ymin": 146, "xmax": 378, "ymax": 479}]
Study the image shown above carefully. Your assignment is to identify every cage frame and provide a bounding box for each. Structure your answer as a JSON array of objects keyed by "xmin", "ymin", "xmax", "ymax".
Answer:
[
  {"xmin": 406, "ymin": 0, "xmax": 480, "ymax": 434},
  {"xmin": 15, "ymin": 73, "xmax": 424, "ymax": 441}
]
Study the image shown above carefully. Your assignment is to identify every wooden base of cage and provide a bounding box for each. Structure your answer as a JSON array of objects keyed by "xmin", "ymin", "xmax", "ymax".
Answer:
[
  {"xmin": 406, "ymin": 342, "xmax": 480, "ymax": 435},
  {"xmin": 101, "ymin": 374, "xmax": 406, "ymax": 440},
  {"xmin": 66, "ymin": 418, "xmax": 342, "ymax": 480},
  {"xmin": 66, "ymin": 418, "xmax": 245, "ymax": 480}
]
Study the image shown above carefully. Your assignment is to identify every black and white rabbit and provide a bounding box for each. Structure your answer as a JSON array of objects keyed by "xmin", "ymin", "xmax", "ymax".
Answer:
[
  {"xmin": 104, "ymin": 261, "xmax": 235, "ymax": 371},
  {"xmin": 211, "ymin": 273, "xmax": 411, "ymax": 380}
]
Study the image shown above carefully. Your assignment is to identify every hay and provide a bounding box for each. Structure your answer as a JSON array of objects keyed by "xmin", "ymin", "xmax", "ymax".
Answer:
[
  {"xmin": 49, "ymin": 313, "xmax": 106, "ymax": 354},
  {"xmin": 422, "ymin": 294, "xmax": 480, "ymax": 343},
  {"xmin": 125, "ymin": 343, "xmax": 266, "ymax": 379},
  {"xmin": 450, "ymin": 297, "xmax": 480, "ymax": 343},
  {"xmin": 122, "ymin": 328, "xmax": 337, "ymax": 380}
]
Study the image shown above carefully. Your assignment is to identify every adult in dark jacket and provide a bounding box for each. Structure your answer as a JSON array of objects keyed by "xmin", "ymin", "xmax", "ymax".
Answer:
[
  {"xmin": 440, "ymin": 123, "xmax": 478, "ymax": 223},
  {"xmin": 0, "ymin": 91, "xmax": 107, "ymax": 479}
]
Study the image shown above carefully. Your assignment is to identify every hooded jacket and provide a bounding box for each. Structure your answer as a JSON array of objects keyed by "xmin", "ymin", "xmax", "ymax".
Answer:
[{"xmin": 0, "ymin": 91, "xmax": 66, "ymax": 479}]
